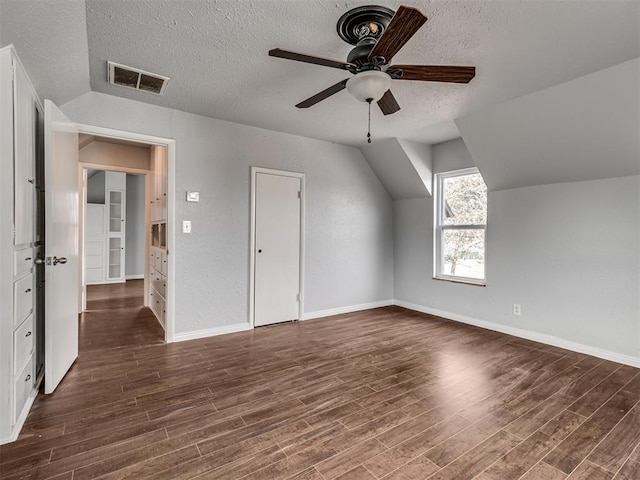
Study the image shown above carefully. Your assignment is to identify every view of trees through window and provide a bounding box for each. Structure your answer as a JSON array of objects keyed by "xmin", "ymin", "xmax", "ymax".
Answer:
[{"xmin": 440, "ymin": 171, "xmax": 487, "ymax": 281}]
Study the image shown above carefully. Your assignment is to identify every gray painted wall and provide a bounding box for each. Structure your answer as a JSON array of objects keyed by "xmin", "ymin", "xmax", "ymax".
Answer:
[
  {"xmin": 394, "ymin": 139, "xmax": 639, "ymax": 360},
  {"xmin": 62, "ymin": 92, "xmax": 394, "ymax": 334},
  {"xmin": 86, "ymin": 170, "xmax": 105, "ymax": 203},
  {"xmin": 125, "ymin": 174, "xmax": 145, "ymax": 278}
]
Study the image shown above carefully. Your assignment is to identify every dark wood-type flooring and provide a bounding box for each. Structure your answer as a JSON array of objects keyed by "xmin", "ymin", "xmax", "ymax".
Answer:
[
  {"xmin": 80, "ymin": 280, "xmax": 164, "ymax": 351},
  {"xmin": 1, "ymin": 282, "xmax": 639, "ymax": 479}
]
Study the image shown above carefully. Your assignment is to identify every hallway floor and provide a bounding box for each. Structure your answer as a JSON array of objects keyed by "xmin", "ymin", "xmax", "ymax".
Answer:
[{"xmin": 81, "ymin": 279, "xmax": 164, "ymax": 351}]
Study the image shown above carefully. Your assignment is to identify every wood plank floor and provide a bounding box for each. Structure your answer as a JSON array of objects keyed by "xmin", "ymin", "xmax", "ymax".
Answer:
[
  {"xmin": 1, "ymin": 286, "xmax": 639, "ymax": 480},
  {"xmin": 81, "ymin": 280, "xmax": 164, "ymax": 351}
]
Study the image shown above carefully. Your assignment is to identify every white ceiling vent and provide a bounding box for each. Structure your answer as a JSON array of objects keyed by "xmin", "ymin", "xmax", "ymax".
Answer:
[{"xmin": 107, "ymin": 61, "xmax": 170, "ymax": 95}]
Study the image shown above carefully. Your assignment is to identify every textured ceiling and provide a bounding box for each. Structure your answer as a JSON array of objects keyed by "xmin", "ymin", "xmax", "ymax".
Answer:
[
  {"xmin": 0, "ymin": 0, "xmax": 90, "ymax": 105},
  {"xmin": 2, "ymin": 1, "xmax": 639, "ymax": 147}
]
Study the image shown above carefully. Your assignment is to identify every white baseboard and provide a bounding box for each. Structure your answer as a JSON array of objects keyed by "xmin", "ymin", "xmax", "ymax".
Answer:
[
  {"xmin": 172, "ymin": 300, "xmax": 395, "ymax": 341},
  {"xmin": 173, "ymin": 323, "xmax": 252, "ymax": 342},
  {"xmin": 394, "ymin": 300, "xmax": 640, "ymax": 369},
  {"xmin": 126, "ymin": 274, "xmax": 144, "ymax": 280},
  {"xmin": 0, "ymin": 386, "xmax": 38, "ymax": 445},
  {"xmin": 301, "ymin": 300, "xmax": 394, "ymax": 321}
]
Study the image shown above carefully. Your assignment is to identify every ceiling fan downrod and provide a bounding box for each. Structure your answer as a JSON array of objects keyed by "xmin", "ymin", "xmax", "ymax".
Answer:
[{"xmin": 367, "ymin": 98, "xmax": 373, "ymax": 144}]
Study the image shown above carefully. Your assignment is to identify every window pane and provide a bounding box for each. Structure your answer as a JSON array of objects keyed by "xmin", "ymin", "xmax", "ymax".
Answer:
[
  {"xmin": 443, "ymin": 173, "xmax": 487, "ymax": 225},
  {"xmin": 442, "ymin": 228, "xmax": 485, "ymax": 280}
]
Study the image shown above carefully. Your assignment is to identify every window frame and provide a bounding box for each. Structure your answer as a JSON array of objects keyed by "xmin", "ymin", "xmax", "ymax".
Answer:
[{"xmin": 433, "ymin": 167, "xmax": 487, "ymax": 286}]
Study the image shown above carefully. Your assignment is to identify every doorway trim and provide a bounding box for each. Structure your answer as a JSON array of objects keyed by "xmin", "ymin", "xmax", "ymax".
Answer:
[
  {"xmin": 75, "ymin": 123, "xmax": 176, "ymax": 343},
  {"xmin": 249, "ymin": 167, "xmax": 305, "ymax": 328}
]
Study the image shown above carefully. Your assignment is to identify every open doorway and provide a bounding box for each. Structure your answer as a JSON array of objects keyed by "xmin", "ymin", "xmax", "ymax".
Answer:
[{"xmin": 78, "ymin": 134, "xmax": 169, "ymax": 350}]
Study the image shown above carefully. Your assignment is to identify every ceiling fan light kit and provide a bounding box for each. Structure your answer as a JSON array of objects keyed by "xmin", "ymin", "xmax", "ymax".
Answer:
[
  {"xmin": 269, "ymin": 4, "xmax": 476, "ymax": 142},
  {"xmin": 346, "ymin": 70, "xmax": 391, "ymax": 103}
]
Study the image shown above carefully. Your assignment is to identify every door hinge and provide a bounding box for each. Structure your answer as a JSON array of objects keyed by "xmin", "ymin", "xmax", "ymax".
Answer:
[
  {"xmin": 296, "ymin": 293, "xmax": 300, "ymax": 302},
  {"xmin": 297, "ymin": 191, "xmax": 301, "ymax": 199}
]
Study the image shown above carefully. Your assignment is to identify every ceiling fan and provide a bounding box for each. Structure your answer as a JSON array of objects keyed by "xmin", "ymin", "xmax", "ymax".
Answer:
[{"xmin": 269, "ymin": 5, "xmax": 476, "ymax": 116}]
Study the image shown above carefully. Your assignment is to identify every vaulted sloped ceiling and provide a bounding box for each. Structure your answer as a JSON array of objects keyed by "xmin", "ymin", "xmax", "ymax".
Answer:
[
  {"xmin": 456, "ymin": 58, "xmax": 640, "ymax": 192},
  {"xmin": 360, "ymin": 138, "xmax": 432, "ymax": 200}
]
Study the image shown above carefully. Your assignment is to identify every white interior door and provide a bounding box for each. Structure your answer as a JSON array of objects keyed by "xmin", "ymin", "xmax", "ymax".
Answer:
[
  {"xmin": 44, "ymin": 100, "xmax": 79, "ymax": 394},
  {"xmin": 254, "ymin": 172, "xmax": 301, "ymax": 327}
]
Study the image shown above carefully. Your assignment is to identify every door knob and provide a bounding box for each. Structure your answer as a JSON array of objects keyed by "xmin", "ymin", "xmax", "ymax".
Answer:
[
  {"xmin": 34, "ymin": 258, "xmax": 45, "ymax": 265},
  {"xmin": 53, "ymin": 256, "xmax": 67, "ymax": 265}
]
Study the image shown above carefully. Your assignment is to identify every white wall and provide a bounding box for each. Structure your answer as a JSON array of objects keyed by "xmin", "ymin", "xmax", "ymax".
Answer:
[
  {"xmin": 62, "ymin": 92, "xmax": 394, "ymax": 334},
  {"xmin": 394, "ymin": 139, "xmax": 640, "ymax": 363},
  {"xmin": 125, "ymin": 174, "xmax": 145, "ymax": 278}
]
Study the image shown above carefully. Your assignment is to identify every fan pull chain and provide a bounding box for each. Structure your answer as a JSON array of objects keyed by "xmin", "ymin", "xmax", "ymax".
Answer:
[{"xmin": 367, "ymin": 98, "xmax": 372, "ymax": 144}]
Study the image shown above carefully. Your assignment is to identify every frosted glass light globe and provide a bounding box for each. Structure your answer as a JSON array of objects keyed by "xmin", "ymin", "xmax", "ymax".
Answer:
[{"xmin": 346, "ymin": 71, "xmax": 391, "ymax": 103}]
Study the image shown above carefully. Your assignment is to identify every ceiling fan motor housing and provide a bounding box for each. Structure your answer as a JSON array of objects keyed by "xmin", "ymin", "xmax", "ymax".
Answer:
[
  {"xmin": 347, "ymin": 38, "xmax": 377, "ymax": 67},
  {"xmin": 338, "ymin": 5, "xmax": 395, "ymax": 68}
]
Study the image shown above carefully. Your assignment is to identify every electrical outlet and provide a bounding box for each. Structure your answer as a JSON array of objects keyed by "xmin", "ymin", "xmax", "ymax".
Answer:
[
  {"xmin": 182, "ymin": 220, "xmax": 192, "ymax": 234},
  {"xmin": 513, "ymin": 304, "xmax": 521, "ymax": 316}
]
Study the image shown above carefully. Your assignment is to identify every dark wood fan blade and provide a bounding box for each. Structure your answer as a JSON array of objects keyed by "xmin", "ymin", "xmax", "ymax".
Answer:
[
  {"xmin": 296, "ymin": 79, "xmax": 349, "ymax": 108},
  {"xmin": 377, "ymin": 90, "xmax": 401, "ymax": 115},
  {"xmin": 368, "ymin": 6, "xmax": 427, "ymax": 63},
  {"xmin": 391, "ymin": 64, "xmax": 476, "ymax": 83},
  {"xmin": 269, "ymin": 48, "xmax": 354, "ymax": 70}
]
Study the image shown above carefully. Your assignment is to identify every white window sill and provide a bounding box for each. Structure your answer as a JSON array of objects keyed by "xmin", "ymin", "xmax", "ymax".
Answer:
[{"xmin": 433, "ymin": 276, "xmax": 486, "ymax": 287}]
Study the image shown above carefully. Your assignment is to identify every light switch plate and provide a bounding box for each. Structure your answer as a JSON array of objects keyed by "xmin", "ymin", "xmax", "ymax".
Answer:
[
  {"xmin": 182, "ymin": 220, "xmax": 192, "ymax": 233},
  {"xmin": 186, "ymin": 191, "xmax": 200, "ymax": 202}
]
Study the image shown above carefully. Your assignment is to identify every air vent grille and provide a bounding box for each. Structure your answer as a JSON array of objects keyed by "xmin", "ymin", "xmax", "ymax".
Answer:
[{"xmin": 108, "ymin": 62, "xmax": 169, "ymax": 95}]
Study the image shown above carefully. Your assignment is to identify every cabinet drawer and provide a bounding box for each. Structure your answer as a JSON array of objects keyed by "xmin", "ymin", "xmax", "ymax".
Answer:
[
  {"xmin": 14, "ymin": 247, "xmax": 34, "ymax": 278},
  {"xmin": 151, "ymin": 273, "xmax": 161, "ymax": 296},
  {"xmin": 13, "ymin": 357, "xmax": 34, "ymax": 425},
  {"xmin": 149, "ymin": 289, "xmax": 157, "ymax": 317},
  {"xmin": 14, "ymin": 273, "xmax": 34, "ymax": 327},
  {"xmin": 160, "ymin": 250, "xmax": 167, "ymax": 275},
  {"xmin": 158, "ymin": 293, "xmax": 166, "ymax": 328},
  {"xmin": 150, "ymin": 288, "xmax": 165, "ymax": 322},
  {"xmin": 14, "ymin": 314, "xmax": 34, "ymax": 375},
  {"xmin": 157, "ymin": 275, "xmax": 166, "ymax": 299},
  {"xmin": 154, "ymin": 250, "xmax": 162, "ymax": 271}
]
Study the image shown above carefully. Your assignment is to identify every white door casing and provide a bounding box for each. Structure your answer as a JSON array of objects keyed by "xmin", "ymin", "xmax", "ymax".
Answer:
[
  {"xmin": 76, "ymin": 124, "xmax": 175, "ymax": 342},
  {"xmin": 253, "ymin": 170, "xmax": 303, "ymax": 327},
  {"xmin": 44, "ymin": 100, "xmax": 79, "ymax": 394}
]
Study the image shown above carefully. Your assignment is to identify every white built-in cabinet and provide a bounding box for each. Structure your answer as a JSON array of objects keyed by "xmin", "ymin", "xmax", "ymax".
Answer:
[
  {"xmin": 106, "ymin": 172, "xmax": 126, "ymax": 282},
  {"xmin": 150, "ymin": 146, "xmax": 167, "ymax": 222},
  {"xmin": 0, "ymin": 46, "xmax": 41, "ymax": 444},
  {"xmin": 85, "ymin": 204, "xmax": 105, "ymax": 283},
  {"xmin": 148, "ymin": 146, "xmax": 167, "ymax": 329},
  {"xmin": 85, "ymin": 172, "xmax": 126, "ymax": 284}
]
